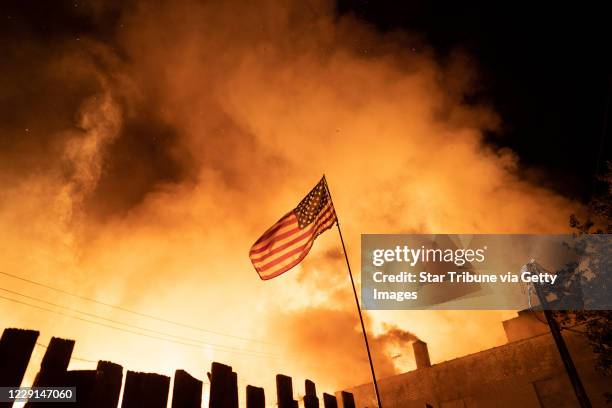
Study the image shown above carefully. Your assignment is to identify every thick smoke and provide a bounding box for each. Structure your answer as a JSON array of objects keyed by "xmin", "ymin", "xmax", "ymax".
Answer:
[{"xmin": 0, "ymin": 0, "xmax": 576, "ymax": 397}]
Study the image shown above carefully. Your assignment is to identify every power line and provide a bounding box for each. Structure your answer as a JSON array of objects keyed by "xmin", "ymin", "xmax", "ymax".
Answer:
[
  {"xmin": 0, "ymin": 272, "xmax": 333, "ymax": 372},
  {"xmin": 0, "ymin": 287, "xmax": 278, "ymax": 357},
  {"xmin": 35, "ymin": 342, "xmax": 97, "ymax": 363},
  {"xmin": 0, "ymin": 270, "xmax": 273, "ymax": 345},
  {"xmin": 0, "ymin": 294, "xmax": 283, "ymax": 360},
  {"xmin": 35, "ymin": 342, "xmax": 216, "ymax": 385}
]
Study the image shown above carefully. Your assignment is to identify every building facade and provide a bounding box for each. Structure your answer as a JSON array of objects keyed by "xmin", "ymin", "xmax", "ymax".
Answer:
[{"xmin": 340, "ymin": 311, "xmax": 610, "ymax": 408}]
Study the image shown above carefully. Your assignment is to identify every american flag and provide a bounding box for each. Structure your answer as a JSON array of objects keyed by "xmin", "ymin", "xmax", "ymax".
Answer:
[{"xmin": 249, "ymin": 177, "xmax": 338, "ymax": 280}]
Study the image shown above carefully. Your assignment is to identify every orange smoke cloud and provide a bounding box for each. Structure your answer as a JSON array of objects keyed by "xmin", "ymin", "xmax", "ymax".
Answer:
[{"xmin": 0, "ymin": 0, "xmax": 577, "ymax": 400}]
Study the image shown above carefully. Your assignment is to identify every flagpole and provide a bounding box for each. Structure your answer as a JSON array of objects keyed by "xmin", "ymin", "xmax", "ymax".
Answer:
[{"xmin": 323, "ymin": 176, "xmax": 384, "ymax": 408}]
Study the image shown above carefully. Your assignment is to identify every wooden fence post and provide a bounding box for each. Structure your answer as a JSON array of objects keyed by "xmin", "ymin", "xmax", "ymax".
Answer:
[
  {"xmin": 276, "ymin": 374, "xmax": 297, "ymax": 408},
  {"xmin": 230, "ymin": 371, "xmax": 238, "ymax": 408},
  {"xmin": 91, "ymin": 361, "xmax": 123, "ymax": 408},
  {"xmin": 65, "ymin": 370, "xmax": 96, "ymax": 408},
  {"xmin": 209, "ymin": 362, "xmax": 238, "ymax": 408},
  {"xmin": 323, "ymin": 393, "xmax": 338, "ymax": 408},
  {"xmin": 31, "ymin": 337, "xmax": 74, "ymax": 387},
  {"xmin": 24, "ymin": 337, "xmax": 74, "ymax": 407},
  {"xmin": 0, "ymin": 327, "xmax": 345, "ymax": 408},
  {"xmin": 0, "ymin": 328, "xmax": 39, "ymax": 407},
  {"xmin": 304, "ymin": 379, "xmax": 319, "ymax": 408},
  {"xmin": 121, "ymin": 371, "xmax": 170, "ymax": 408},
  {"xmin": 340, "ymin": 391, "xmax": 356, "ymax": 408},
  {"xmin": 171, "ymin": 369, "xmax": 202, "ymax": 408},
  {"xmin": 246, "ymin": 385, "xmax": 265, "ymax": 408}
]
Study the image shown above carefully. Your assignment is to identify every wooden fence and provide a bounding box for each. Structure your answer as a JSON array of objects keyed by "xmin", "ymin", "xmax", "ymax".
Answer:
[{"xmin": 0, "ymin": 328, "xmax": 356, "ymax": 408}]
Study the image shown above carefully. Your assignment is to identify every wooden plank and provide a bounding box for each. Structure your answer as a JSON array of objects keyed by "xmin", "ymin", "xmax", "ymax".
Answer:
[
  {"xmin": 323, "ymin": 393, "xmax": 338, "ymax": 408},
  {"xmin": 276, "ymin": 374, "xmax": 296, "ymax": 408},
  {"xmin": 304, "ymin": 379, "xmax": 319, "ymax": 408},
  {"xmin": 171, "ymin": 369, "xmax": 202, "ymax": 408},
  {"xmin": 341, "ymin": 391, "xmax": 356, "ymax": 408},
  {"xmin": 121, "ymin": 371, "xmax": 170, "ymax": 408},
  {"xmin": 246, "ymin": 385, "xmax": 265, "ymax": 408},
  {"xmin": 209, "ymin": 362, "xmax": 238, "ymax": 408},
  {"xmin": 0, "ymin": 328, "xmax": 39, "ymax": 408},
  {"xmin": 65, "ymin": 370, "xmax": 96, "ymax": 408},
  {"xmin": 32, "ymin": 337, "xmax": 75, "ymax": 387},
  {"xmin": 24, "ymin": 337, "xmax": 75, "ymax": 408},
  {"xmin": 229, "ymin": 371, "xmax": 238, "ymax": 408},
  {"xmin": 91, "ymin": 361, "xmax": 123, "ymax": 408}
]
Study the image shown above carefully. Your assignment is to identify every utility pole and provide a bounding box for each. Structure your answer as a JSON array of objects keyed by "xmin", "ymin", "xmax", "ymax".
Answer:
[{"xmin": 526, "ymin": 261, "xmax": 592, "ymax": 408}]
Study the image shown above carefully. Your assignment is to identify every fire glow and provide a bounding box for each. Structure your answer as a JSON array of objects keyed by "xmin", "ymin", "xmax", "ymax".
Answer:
[{"xmin": 0, "ymin": 0, "xmax": 577, "ymax": 397}]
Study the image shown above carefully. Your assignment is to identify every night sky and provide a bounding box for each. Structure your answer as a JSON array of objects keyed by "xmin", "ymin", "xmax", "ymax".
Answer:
[
  {"xmin": 2, "ymin": 0, "xmax": 611, "ymax": 201},
  {"xmin": 337, "ymin": 0, "xmax": 612, "ymax": 200}
]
